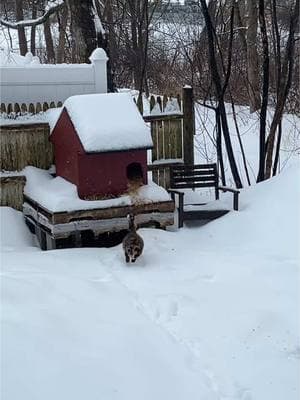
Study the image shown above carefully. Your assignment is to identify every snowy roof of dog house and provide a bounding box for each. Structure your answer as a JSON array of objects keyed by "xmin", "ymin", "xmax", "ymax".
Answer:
[{"xmin": 54, "ymin": 92, "xmax": 153, "ymax": 153}]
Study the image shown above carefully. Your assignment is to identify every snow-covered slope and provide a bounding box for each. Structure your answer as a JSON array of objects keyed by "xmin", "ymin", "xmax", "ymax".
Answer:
[{"xmin": 1, "ymin": 164, "xmax": 299, "ymax": 400}]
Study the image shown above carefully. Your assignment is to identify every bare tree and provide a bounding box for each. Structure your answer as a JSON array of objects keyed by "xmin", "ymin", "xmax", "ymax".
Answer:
[
  {"xmin": 265, "ymin": 0, "xmax": 299, "ymax": 178},
  {"xmin": 256, "ymin": 0, "xmax": 270, "ymax": 183},
  {"xmin": 246, "ymin": 0, "xmax": 261, "ymax": 112},
  {"xmin": 15, "ymin": 0, "xmax": 28, "ymax": 55},
  {"xmin": 199, "ymin": 0, "xmax": 243, "ymax": 188},
  {"xmin": 30, "ymin": 0, "xmax": 37, "ymax": 55},
  {"xmin": 56, "ymin": 3, "xmax": 68, "ymax": 63},
  {"xmin": 43, "ymin": 17, "xmax": 55, "ymax": 62}
]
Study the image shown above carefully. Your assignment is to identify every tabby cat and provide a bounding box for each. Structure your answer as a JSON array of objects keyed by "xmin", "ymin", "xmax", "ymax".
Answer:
[{"xmin": 122, "ymin": 214, "xmax": 144, "ymax": 263}]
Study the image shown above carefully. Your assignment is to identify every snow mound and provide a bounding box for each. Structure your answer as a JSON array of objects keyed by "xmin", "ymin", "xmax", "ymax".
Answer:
[
  {"xmin": 0, "ymin": 207, "xmax": 35, "ymax": 250},
  {"xmin": 193, "ymin": 161, "xmax": 300, "ymax": 258}
]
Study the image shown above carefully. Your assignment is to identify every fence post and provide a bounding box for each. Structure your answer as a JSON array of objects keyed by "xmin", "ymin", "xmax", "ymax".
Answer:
[
  {"xmin": 89, "ymin": 48, "xmax": 109, "ymax": 94},
  {"xmin": 182, "ymin": 85, "xmax": 195, "ymax": 165}
]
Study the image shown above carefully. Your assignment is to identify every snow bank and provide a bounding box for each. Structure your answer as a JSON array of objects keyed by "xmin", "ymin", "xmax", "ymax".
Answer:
[
  {"xmin": 57, "ymin": 93, "xmax": 153, "ymax": 153},
  {"xmin": 1, "ymin": 164, "xmax": 299, "ymax": 400},
  {"xmin": 192, "ymin": 161, "xmax": 300, "ymax": 257},
  {"xmin": 24, "ymin": 167, "xmax": 171, "ymax": 212},
  {"xmin": 0, "ymin": 207, "xmax": 35, "ymax": 250}
]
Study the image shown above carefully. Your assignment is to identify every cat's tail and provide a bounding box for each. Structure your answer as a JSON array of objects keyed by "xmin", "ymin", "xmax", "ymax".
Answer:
[{"xmin": 127, "ymin": 213, "xmax": 135, "ymax": 231}]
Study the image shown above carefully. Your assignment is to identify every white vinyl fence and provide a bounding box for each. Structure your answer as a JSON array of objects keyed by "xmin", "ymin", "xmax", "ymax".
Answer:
[{"xmin": 0, "ymin": 48, "xmax": 108, "ymax": 112}]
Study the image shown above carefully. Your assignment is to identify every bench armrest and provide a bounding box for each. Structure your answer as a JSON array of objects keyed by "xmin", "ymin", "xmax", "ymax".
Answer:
[
  {"xmin": 217, "ymin": 186, "xmax": 240, "ymax": 211},
  {"xmin": 167, "ymin": 189, "xmax": 185, "ymax": 228},
  {"xmin": 167, "ymin": 188, "xmax": 185, "ymax": 196},
  {"xmin": 218, "ymin": 186, "xmax": 240, "ymax": 194}
]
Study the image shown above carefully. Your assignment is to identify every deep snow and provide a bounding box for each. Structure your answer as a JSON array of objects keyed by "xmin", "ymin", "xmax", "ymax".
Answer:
[{"xmin": 1, "ymin": 162, "xmax": 299, "ymax": 400}]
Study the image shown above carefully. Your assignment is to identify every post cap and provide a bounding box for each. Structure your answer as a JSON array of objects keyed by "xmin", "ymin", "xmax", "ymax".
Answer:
[{"xmin": 89, "ymin": 48, "xmax": 108, "ymax": 62}]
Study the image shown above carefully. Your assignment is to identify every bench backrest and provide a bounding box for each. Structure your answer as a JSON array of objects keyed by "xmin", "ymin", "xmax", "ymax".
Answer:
[{"xmin": 169, "ymin": 163, "xmax": 219, "ymax": 198}]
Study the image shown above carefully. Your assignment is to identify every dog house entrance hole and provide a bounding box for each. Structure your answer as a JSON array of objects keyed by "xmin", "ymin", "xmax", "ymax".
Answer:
[{"xmin": 127, "ymin": 163, "xmax": 143, "ymax": 183}]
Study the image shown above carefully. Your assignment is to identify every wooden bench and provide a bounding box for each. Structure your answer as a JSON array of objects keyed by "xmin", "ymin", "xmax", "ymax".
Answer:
[{"xmin": 168, "ymin": 163, "xmax": 240, "ymax": 228}]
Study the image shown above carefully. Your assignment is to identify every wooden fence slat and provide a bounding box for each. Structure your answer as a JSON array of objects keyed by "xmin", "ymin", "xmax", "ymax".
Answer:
[
  {"xmin": 137, "ymin": 94, "xmax": 143, "ymax": 114},
  {"xmin": 43, "ymin": 102, "xmax": 49, "ymax": 112},
  {"xmin": 164, "ymin": 119, "xmax": 172, "ymax": 159},
  {"xmin": 1, "ymin": 103, "xmax": 7, "ymax": 113},
  {"xmin": 36, "ymin": 102, "xmax": 42, "ymax": 113},
  {"xmin": 151, "ymin": 120, "xmax": 158, "ymax": 162},
  {"xmin": 168, "ymin": 119, "xmax": 177, "ymax": 159},
  {"xmin": 177, "ymin": 94, "xmax": 182, "ymax": 110},
  {"xmin": 157, "ymin": 96, "xmax": 162, "ymax": 112},
  {"xmin": 182, "ymin": 86, "xmax": 195, "ymax": 165},
  {"xmin": 14, "ymin": 103, "xmax": 21, "ymax": 114},
  {"xmin": 150, "ymin": 95, "xmax": 156, "ymax": 112},
  {"xmin": 21, "ymin": 103, "xmax": 27, "ymax": 113},
  {"xmin": 157, "ymin": 120, "xmax": 164, "ymax": 160},
  {"xmin": 29, "ymin": 103, "xmax": 35, "ymax": 114},
  {"xmin": 163, "ymin": 94, "xmax": 168, "ymax": 111}
]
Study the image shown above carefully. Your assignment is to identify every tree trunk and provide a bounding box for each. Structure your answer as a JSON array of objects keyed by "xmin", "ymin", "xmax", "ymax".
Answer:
[
  {"xmin": 15, "ymin": 0, "xmax": 28, "ymax": 55},
  {"xmin": 30, "ymin": 1, "xmax": 37, "ymax": 55},
  {"xmin": 129, "ymin": 1, "xmax": 141, "ymax": 90},
  {"xmin": 57, "ymin": 4, "xmax": 68, "ymax": 63},
  {"xmin": 200, "ymin": 0, "xmax": 243, "ymax": 188},
  {"xmin": 272, "ymin": 121, "xmax": 282, "ymax": 176},
  {"xmin": 216, "ymin": 107, "xmax": 226, "ymax": 186},
  {"xmin": 68, "ymin": 0, "xmax": 97, "ymax": 63},
  {"xmin": 246, "ymin": 0, "xmax": 261, "ymax": 112},
  {"xmin": 43, "ymin": 18, "xmax": 55, "ymax": 63},
  {"xmin": 264, "ymin": 0, "xmax": 299, "ymax": 179},
  {"xmin": 104, "ymin": 0, "xmax": 117, "ymax": 91},
  {"xmin": 256, "ymin": 0, "xmax": 269, "ymax": 183}
]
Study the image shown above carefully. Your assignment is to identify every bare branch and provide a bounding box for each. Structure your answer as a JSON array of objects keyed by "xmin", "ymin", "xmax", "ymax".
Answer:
[{"xmin": 0, "ymin": 0, "xmax": 65, "ymax": 30}]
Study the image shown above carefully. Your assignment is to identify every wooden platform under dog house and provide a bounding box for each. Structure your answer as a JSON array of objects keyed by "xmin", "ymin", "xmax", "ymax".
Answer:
[
  {"xmin": 24, "ymin": 195, "xmax": 174, "ymax": 250},
  {"xmin": 23, "ymin": 167, "xmax": 174, "ymax": 250}
]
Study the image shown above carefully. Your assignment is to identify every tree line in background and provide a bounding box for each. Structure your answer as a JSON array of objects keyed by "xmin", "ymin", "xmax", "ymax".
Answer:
[{"xmin": 0, "ymin": 0, "xmax": 299, "ymax": 185}]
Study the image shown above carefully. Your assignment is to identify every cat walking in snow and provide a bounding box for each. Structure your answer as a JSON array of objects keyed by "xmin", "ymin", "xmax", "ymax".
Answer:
[{"xmin": 122, "ymin": 214, "xmax": 144, "ymax": 263}]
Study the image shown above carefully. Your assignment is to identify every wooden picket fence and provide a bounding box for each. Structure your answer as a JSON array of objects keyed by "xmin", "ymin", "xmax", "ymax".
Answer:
[
  {"xmin": 1, "ymin": 101, "xmax": 63, "ymax": 115},
  {"xmin": 143, "ymin": 94, "xmax": 183, "ymax": 162},
  {"xmin": 141, "ymin": 87, "xmax": 195, "ymax": 188}
]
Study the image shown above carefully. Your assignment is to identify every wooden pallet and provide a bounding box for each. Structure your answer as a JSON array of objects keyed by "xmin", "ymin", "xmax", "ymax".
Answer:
[{"xmin": 23, "ymin": 194, "xmax": 174, "ymax": 250}]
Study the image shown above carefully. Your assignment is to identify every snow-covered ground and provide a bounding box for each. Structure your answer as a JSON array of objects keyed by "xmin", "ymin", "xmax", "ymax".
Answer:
[{"xmin": 1, "ymin": 160, "xmax": 299, "ymax": 400}]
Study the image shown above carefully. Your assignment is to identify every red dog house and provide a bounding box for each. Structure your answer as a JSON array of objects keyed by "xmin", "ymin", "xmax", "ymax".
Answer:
[{"xmin": 50, "ymin": 93, "xmax": 153, "ymax": 199}]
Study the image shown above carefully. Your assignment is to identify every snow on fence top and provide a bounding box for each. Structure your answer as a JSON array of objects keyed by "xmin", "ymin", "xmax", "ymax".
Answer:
[
  {"xmin": 0, "ymin": 48, "xmax": 108, "ymax": 108},
  {"xmin": 0, "ymin": 49, "xmax": 40, "ymax": 67},
  {"xmin": 55, "ymin": 93, "xmax": 153, "ymax": 153}
]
